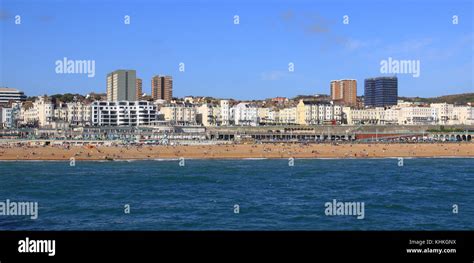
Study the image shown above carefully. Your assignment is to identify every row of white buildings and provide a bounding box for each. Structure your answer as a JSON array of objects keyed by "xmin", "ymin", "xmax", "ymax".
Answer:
[
  {"xmin": 0, "ymin": 98, "xmax": 344, "ymax": 128},
  {"xmin": 1, "ymin": 97, "xmax": 93, "ymax": 129},
  {"xmin": 1, "ymin": 97, "xmax": 473, "ymax": 128},
  {"xmin": 177, "ymin": 100, "xmax": 343, "ymax": 126},
  {"xmin": 344, "ymin": 102, "xmax": 473, "ymax": 125},
  {"xmin": 161, "ymin": 100, "xmax": 473, "ymax": 126}
]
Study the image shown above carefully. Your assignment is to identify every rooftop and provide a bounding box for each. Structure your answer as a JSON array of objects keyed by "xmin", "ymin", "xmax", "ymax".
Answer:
[{"xmin": 0, "ymin": 87, "xmax": 23, "ymax": 92}]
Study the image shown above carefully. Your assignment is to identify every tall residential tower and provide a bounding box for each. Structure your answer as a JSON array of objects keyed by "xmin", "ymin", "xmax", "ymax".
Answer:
[
  {"xmin": 106, "ymin": 70, "xmax": 137, "ymax": 101},
  {"xmin": 136, "ymin": 78, "xmax": 143, "ymax": 100},
  {"xmin": 330, "ymin": 79, "xmax": 357, "ymax": 107},
  {"xmin": 151, "ymin": 75, "xmax": 173, "ymax": 101}
]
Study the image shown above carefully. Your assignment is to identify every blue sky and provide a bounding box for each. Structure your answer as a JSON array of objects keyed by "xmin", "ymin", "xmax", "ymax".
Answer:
[{"xmin": 0, "ymin": 0, "xmax": 472, "ymax": 99}]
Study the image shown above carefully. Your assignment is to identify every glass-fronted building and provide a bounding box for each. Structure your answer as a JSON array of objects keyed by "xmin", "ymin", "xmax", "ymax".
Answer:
[{"xmin": 364, "ymin": 77, "xmax": 398, "ymax": 107}]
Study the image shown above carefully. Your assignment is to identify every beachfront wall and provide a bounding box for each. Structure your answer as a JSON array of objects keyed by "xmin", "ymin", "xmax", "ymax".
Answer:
[{"xmin": 2, "ymin": 124, "xmax": 473, "ymax": 144}]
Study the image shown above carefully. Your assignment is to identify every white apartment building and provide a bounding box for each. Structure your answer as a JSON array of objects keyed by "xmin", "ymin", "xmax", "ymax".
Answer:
[
  {"xmin": 381, "ymin": 108, "xmax": 399, "ymax": 124},
  {"xmin": 278, "ymin": 107, "xmax": 297, "ymax": 125},
  {"xmin": 398, "ymin": 106, "xmax": 436, "ymax": 125},
  {"xmin": 91, "ymin": 101, "xmax": 156, "ymax": 126},
  {"xmin": 257, "ymin": 107, "xmax": 278, "ymax": 125},
  {"xmin": 257, "ymin": 107, "xmax": 270, "ymax": 122},
  {"xmin": 344, "ymin": 107, "xmax": 386, "ymax": 125},
  {"xmin": 20, "ymin": 96, "xmax": 54, "ymax": 127},
  {"xmin": 330, "ymin": 104, "xmax": 343, "ymax": 123},
  {"xmin": 54, "ymin": 103, "xmax": 69, "ymax": 122},
  {"xmin": 430, "ymin": 103, "xmax": 454, "ymax": 124},
  {"xmin": 220, "ymin": 100, "xmax": 230, "ymax": 126},
  {"xmin": 197, "ymin": 103, "xmax": 220, "ymax": 126},
  {"xmin": 160, "ymin": 103, "xmax": 197, "ymax": 125},
  {"xmin": 233, "ymin": 102, "xmax": 259, "ymax": 126},
  {"xmin": 267, "ymin": 109, "xmax": 278, "ymax": 124},
  {"xmin": 67, "ymin": 102, "xmax": 92, "ymax": 125},
  {"xmin": 296, "ymin": 100, "xmax": 343, "ymax": 125},
  {"xmin": 20, "ymin": 104, "xmax": 33, "ymax": 125},
  {"xmin": 0, "ymin": 107, "xmax": 13, "ymax": 128},
  {"xmin": 449, "ymin": 106, "xmax": 474, "ymax": 125},
  {"xmin": 37, "ymin": 96, "xmax": 54, "ymax": 127}
]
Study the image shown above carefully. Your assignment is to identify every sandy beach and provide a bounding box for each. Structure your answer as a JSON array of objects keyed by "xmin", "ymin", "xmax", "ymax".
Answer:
[{"xmin": 0, "ymin": 143, "xmax": 472, "ymax": 160}]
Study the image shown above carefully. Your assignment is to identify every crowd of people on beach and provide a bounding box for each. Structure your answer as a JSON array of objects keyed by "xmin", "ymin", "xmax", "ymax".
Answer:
[{"xmin": 0, "ymin": 139, "xmax": 471, "ymax": 161}]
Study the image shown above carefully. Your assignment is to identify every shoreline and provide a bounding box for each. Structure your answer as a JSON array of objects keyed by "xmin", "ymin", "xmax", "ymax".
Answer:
[
  {"xmin": 0, "ymin": 156, "xmax": 473, "ymax": 162},
  {"xmin": 0, "ymin": 143, "xmax": 472, "ymax": 161}
]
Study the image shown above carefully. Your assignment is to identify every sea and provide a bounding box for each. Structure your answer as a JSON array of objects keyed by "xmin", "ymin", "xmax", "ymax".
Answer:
[{"xmin": 0, "ymin": 158, "xmax": 472, "ymax": 230}]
